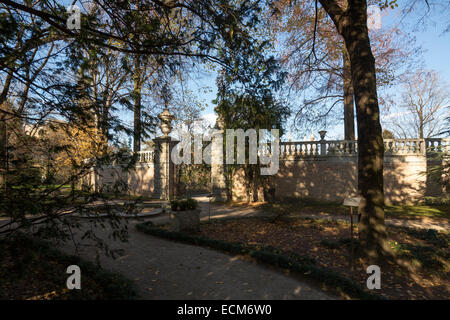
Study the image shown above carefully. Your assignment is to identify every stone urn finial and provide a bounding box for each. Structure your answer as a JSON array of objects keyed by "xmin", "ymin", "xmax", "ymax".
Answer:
[
  {"xmin": 319, "ymin": 130, "xmax": 327, "ymax": 141},
  {"xmin": 158, "ymin": 108, "xmax": 175, "ymax": 137}
]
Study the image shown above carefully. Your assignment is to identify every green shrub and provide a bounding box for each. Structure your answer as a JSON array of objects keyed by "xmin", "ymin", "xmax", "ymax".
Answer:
[
  {"xmin": 186, "ymin": 198, "xmax": 198, "ymax": 210},
  {"xmin": 170, "ymin": 200, "xmax": 178, "ymax": 211},
  {"xmin": 421, "ymin": 196, "xmax": 450, "ymax": 205},
  {"xmin": 170, "ymin": 198, "xmax": 199, "ymax": 211}
]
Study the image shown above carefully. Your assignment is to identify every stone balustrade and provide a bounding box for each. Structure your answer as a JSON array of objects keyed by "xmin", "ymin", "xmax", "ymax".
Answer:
[
  {"xmin": 279, "ymin": 138, "xmax": 449, "ymax": 158},
  {"xmin": 425, "ymin": 138, "xmax": 450, "ymax": 153},
  {"xmin": 131, "ymin": 138, "xmax": 449, "ymax": 162},
  {"xmin": 281, "ymin": 141, "xmax": 322, "ymax": 156},
  {"xmin": 136, "ymin": 150, "xmax": 155, "ymax": 163},
  {"xmin": 325, "ymin": 140, "xmax": 358, "ymax": 155},
  {"xmin": 383, "ymin": 139, "xmax": 425, "ymax": 155}
]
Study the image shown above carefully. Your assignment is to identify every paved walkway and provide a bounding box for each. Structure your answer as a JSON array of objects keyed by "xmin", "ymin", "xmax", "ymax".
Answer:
[{"xmin": 59, "ymin": 219, "xmax": 333, "ymax": 300}]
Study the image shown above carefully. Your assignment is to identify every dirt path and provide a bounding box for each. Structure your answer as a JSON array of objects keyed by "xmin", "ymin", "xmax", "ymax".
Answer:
[{"xmin": 58, "ymin": 215, "xmax": 333, "ymax": 299}]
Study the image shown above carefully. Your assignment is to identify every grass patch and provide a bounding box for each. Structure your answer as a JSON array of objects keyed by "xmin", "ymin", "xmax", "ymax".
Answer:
[
  {"xmin": 0, "ymin": 235, "xmax": 137, "ymax": 300},
  {"xmin": 262, "ymin": 197, "xmax": 450, "ymax": 220},
  {"xmin": 262, "ymin": 197, "xmax": 347, "ymax": 214},
  {"xmin": 388, "ymin": 228, "xmax": 449, "ymax": 271},
  {"xmin": 384, "ymin": 204, "xmax": 450, "ymax": 219}
]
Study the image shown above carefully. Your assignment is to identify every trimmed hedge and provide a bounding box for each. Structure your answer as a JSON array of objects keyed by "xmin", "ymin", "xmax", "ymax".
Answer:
[
  {"xmin": 136, "ymin": 222, "xmax": 385, "ymax": 300},
  {"xmin": 170, "ymin": 198, "xmax": 199, "ymax": 211}
]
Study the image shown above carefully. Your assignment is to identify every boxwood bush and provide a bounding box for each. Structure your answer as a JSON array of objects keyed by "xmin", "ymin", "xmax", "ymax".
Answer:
[{"xmin": 170, "ymin": 198, "xmax": 199, "ymax": 211}]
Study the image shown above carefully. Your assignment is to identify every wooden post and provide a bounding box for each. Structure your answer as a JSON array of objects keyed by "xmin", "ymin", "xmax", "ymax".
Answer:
[
  {"xmin": 350, "ymin": 206, "xmax": 354, "ymax": 271},
  {"xmin": 343, "ymin": 197, "xmax": 360, "ymax": 271},
  {"xmin": 350, "ymin": 206, "xmax": 353, "ymax": 239}
]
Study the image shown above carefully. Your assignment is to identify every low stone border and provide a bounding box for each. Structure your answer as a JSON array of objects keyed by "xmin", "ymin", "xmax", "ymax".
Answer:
[
  {"xmin": 136, "ymin": 222, "xmax": 385, "ymax": 300},
  {"xmin": 73, "ymin": 209, "xmax": 162, "ymax": 219},
  {"xmin": 169, "ymin": 209, "xmax": 201, "ymax": 232}
]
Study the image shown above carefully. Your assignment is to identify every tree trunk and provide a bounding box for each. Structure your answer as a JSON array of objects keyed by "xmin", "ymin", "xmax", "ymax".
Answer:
[
  {"xmin": 0, "ymin": 114, "xmax": 6, "ymax": 188},
  {"xmin": 133, "ymin": 55, "xmax": 142, "ymax": 153},
  {"xmin": 343, "ymin": 46, "xmax": 355, "ymax": 140},
  {"xmin": 319, "ymin": 0, "xmax": 388, "ymax": 261},
  {"xmin": 100, "ymin": 97, "xmax": 112, "ymax": 155},
  {"xmin": 419, "ymin": 110, "xmax": 424, "ymax": 139},
  {"xmin": 0, "ymin": 69, "xmax": 13, "ymax": 187},
  {"xmin": 343, "ymin": 4, "xmax": 387, "ymax": 261}
]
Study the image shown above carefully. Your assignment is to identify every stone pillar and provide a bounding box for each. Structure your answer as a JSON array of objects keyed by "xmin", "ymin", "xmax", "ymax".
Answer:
[
  {"xmin": 420, "ymin": 139, "xmax": 426, "ymax": 155},
  {"xmin": 319, "ymin": 130, "xmax": 327, "ymax": 156},
  {"xmin": 154, "ymin": 136, "xmax": 176, "ymax": 200},
  {"xmin": 85, "ymin": 158, "xmax": 99, "ymax": 193},
  {"xmin": 210, "ymin": 127, "xmax": 228, "ymax": 202},
  {"xmin": 153, "ymin": 108, "xmax": 176, "ymax": 200}
]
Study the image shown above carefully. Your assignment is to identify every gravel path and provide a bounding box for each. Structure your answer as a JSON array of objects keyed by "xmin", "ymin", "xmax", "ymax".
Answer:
[{"xmin": 58, "ymin": 219, "xmax": 333, "ymax": 300}]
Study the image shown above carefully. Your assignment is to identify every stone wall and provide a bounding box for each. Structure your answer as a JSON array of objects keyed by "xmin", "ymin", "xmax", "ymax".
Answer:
[
  {"xmin": 83, "ymin": 108, "xmax": 178, "ymax": 200},
  {"xmin": 83, "ymin": 137, "xmax": 449, "ymax": 204},
  {"xmin": 86, "ymin": 163, "xmax": 156, "ymax": 196},
  {"xmin": 230, "ymin": 153, "xmax": 448, "ymax": 204},
  {"xmin": 82, "ymin": 141, "xmax": 178, "ymax": 199}
]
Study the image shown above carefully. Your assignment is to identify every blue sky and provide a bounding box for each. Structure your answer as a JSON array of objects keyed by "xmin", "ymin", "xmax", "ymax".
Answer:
[
  {"xmin": 96, "ymin": 2, "xmax": 448, "ymax": 143},
  {"xmin": 383, "ymin": 3, "xmax": 450, "ymax": 81},
  {"xmin": 188, "ymin": 3, "xmax": 450, "ymax": 141}
]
